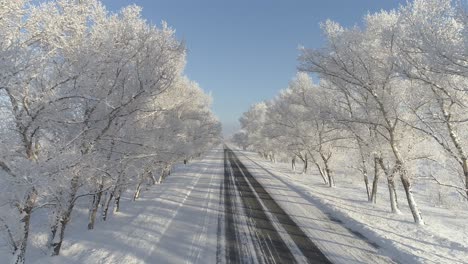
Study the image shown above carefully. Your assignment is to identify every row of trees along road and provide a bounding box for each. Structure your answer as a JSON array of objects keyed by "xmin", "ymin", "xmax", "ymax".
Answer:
[
  {"xmin": 234, "ymin": 0, "xmax": 467, "ymax": 226},
  {"xmin": 0, "ymin": 1, "xmax": 221, "ymax": 263}
]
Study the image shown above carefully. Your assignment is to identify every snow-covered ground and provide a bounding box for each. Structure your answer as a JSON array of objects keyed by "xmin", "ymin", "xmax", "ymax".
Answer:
[
  {"xmin": 8, "ymin": 148, "xmax": 224, "ymax": 264},
  {"xmin": 4, "ymin": 146, "xmax": 466, "ymax": 263},
  {"xmin": 234, "ymin": 149, "xmax": 468, "ymax": 264}
]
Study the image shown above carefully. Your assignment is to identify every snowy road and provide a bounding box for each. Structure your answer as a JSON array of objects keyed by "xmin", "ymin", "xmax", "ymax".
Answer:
[
  {"xmin": 220, "ymin": 148, "xmax": 330, "ymax": 263},
  {"xmin": 41, "ymin": 147, "xmax": 396, "ymax": 264}
]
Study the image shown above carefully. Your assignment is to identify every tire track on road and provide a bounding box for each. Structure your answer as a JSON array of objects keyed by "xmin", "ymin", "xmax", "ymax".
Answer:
[{"xmin": 222, "ymin": 147, "xmax": 331, "ymax": 264}]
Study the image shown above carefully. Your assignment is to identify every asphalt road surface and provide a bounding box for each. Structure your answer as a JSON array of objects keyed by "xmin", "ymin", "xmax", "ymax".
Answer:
[{"xmin": 219, "ymin": 147, "xmax": 331, "ymax": 264}]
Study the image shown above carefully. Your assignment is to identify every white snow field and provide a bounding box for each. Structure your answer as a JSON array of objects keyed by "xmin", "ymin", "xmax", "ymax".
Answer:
[
  {"xmin": 27, "ymin": 148, "xmax": 224, "ymax": 264},
  {"xmin": 233, "ymin": 149, "xmax": 468, "ymax": 264}
]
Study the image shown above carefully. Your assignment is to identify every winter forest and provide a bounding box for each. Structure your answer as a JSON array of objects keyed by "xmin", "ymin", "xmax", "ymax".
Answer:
[
  {"xmin": 235, "ymin": 0, "xmax": 468, "ymax": 227},
  {"xmin": 1, "ymin": 0, "xmax": 468, "ymax": 263},
  {"xmin": 0, "ymin": 0, "xmax": 220, "ymax": 263}
]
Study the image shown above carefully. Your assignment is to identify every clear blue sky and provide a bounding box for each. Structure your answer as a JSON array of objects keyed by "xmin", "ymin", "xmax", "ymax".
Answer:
[{"xmin": 102, "ymin": 0, "xmax": 406, "ymax": 136}]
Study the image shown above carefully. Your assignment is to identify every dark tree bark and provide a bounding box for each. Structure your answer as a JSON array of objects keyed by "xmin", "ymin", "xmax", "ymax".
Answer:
[
  {"xmin": 12, "ymin": 187, "xmax": 37, "ymax": 264},
  {"xmin": 50, "ymin": 175, "xmax": 80, "ymax": 256},
  {"xmin": 102, "ymin": 191, "xmax": 114, "ymax": 221},
  {"xmin": 87, "ymin": 179, "xmax": 104, "ymax": 230},
  {"xmin": 370, "ymin": 156, "xmax": 380, "ymax": 203},
  {"xmin": 377, "ymin": 157, "xmax": 401, "ymax": 214}
]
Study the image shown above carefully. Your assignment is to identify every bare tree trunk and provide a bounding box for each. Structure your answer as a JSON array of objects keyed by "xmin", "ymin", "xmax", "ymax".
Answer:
[
  {"xmin": 311, "ymin": 152, "xmax": 328, "ymax": 184},
  {"xmin": 87, "ymin": 179, "xmax": 104, "ymax": 230},
  {"xmin": 157, "ymin": 168, "xmax": 165, "ymax": 184},
  {"xmin": 363, "ymin": 166, "xmax": 370, "ymax": 200},
  {"xmin": 134, "ymin": 170, "xmax": 151, "ymax": 199},
  {"xmin": 356, "ymin": 140, "xmax": 371, "ymax": 200},
  {"xmin": 110, "ymin": 169, "xmax": 126, "ymax": 214},
  {"xmin": 47, "ymin": 210, "xmax": 60, "ymax": 249},
  {"xmin": 12, "ymin": 187, "xmax": 37, "ymax": 264},
  {"xmin": 387, "ymin": 176, "xmax": 400, "ymax": 214},
  {"xmin": 391, "ymin": 139, "xmax": 424, "ymax": 225},
  {"xmin": 370, "ymin": 156, "xmax": 379, "ymax": 203},
  {"xmin": 149, "ymin": 171, "xmax": 157, "ymax": 185},
  {"xmin": 158, "ymin": 167, "xmax": 171, "ymax": 184},
  {"xmin": 102, "ymin": 191, "xmax": 114, "ymax": 221},
  {"xmin": 50, "ymin": 218, "xmax": 65, "ymax": 256},
  {"xmin": 440, "ymin": 102, "xmax": 468, "ymax": 201},
  {"xmin": 114, "ymin": 188, "xmax": 122, "ymax": 213},
  {"xmin": 397, "ymin": 162, "xmax": 424, "ymax": 225},
  {"xmin": 291, "ymin": 156, "xmax": 296, "ymax": 172},
  {"xmin": 313, "ymin": 162, "xmax": 328, "ymax": 184},
  {"xmin": 302, "ymin": 153, "xmax": 308, "ymax": 174},
  {"xmin": 326, "ymin": 169, "xmax": 335, "ymax": 187},
  {"xmin": 100, "ymin": 191, "xmax": 107, "ymax": 213},
  {"xmin": 320, "ymin": 153, "xmax": 334, "ymax": 187},
  {"xmin": 50, "ymin": 175, "xmax": 80, "ymax": 256},
  {"xmin": 0, "ymin": 217, "xmax": 17, "ymax": 254},
  {"xmin": 377, "ymin": 157, "xmax": 401, "ymax": 214},
  {"xmin": 361, "ymin": 156, "xmax": 371, "ymax": 201},
  {"xmin": 463, "ymin": 159, "xmax": 468, "ymax": 200},
  {"xmin": 133, "ymin": 180, "xmax": 142, "ymax": 201}
]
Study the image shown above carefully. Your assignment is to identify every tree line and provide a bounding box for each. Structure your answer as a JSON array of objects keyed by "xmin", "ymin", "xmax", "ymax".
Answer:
[
  {"xmin": 0, "ymin": 1, "xmax": 221, "ymax": 263},
  {"xmin": 234, "ymin": 0, "xmax": 467, "ymax": 226}
]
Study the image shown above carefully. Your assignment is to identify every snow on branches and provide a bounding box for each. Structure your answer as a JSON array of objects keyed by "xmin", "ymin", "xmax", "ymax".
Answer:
[
  {"xmin": 237, "ymin": 0, "xmax": 467, "ymax": 225},
  {"xmin": 0, "ymin": 0, "xmax": 220, "ymax": 262}
]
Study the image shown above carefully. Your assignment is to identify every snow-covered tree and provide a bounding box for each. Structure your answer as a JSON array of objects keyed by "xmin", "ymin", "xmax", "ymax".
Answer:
[
  {"xmin": 239, "ymin": 102, "xmax": 274, "ymax": 159},
  {"xmin": 0, "ymin": 0, "xmax": 221, "ymax": 262},
  {"xmin": 262, "ymin": 73, "xmax": 346, "ymax": 185},
  {"xmin": 299, "ymin": 13, "xmax": 425, "ymax": 223},
  {"xmin": 395, "ymin": 0, "xmax": 468, "ymax": 200},
  {"xmin": 231, "ymin": 131, "xmax": 249, "ymax": 150}
]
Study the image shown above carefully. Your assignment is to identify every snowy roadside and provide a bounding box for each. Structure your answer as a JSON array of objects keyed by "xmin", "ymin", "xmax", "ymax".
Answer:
[
  {"xmin": 234, "ymin": 149, "xmax": 468, "ymax": 264},
  {"xmin": 21, "ymin": 148, "xmax": 224, "ymax": 264}
]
